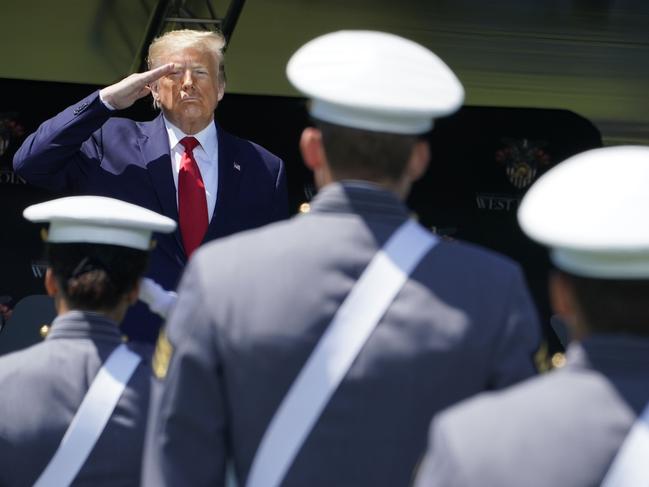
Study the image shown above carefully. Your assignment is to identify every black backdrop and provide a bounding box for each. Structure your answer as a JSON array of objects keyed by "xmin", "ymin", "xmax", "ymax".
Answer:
[{"xmin": 0, "ymin": 78, "xmax": 602, "ymax": 353}]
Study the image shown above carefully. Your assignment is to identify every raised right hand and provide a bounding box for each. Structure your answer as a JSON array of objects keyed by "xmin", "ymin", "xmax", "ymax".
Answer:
[{"xmin": 99, "ymin": 63, "xmax": 176, "ymax": 110}]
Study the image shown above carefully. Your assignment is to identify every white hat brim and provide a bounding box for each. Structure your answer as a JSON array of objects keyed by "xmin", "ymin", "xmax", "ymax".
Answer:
[
  {"xmin": 518, "ymin": 146, "xmax": 649, "ymax": 278},
  {"xmin": 24, "ymin": 196, "xmax": 177, "ymax": 251}
]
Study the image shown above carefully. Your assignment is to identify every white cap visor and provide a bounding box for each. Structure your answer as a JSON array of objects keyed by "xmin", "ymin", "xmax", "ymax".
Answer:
[
  {"xmin": 518, "ymin": 146, "xmax": 649, "ymax": 278},
  {"xmin": 24, "ymin": 196, "xmax": 177, "ymax": 251},
  {"xmin": 287, "ymin": 30, "xmax": 464, "ymax": 134}
]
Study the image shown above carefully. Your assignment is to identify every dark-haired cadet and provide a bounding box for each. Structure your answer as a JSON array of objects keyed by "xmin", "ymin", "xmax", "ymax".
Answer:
[
  {"xmin": 0, "ymin": 196, "xmax": 175, "ymax": 487},
  {"xmin": 415, "ymin": 146, "xmax": 649, "ymax": 487}
]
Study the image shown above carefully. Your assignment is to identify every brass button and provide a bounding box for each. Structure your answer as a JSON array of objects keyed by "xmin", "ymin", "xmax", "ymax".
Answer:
[
  {"xmin": 121, "ymin": 335, "xmax": 129, "ymax": 343},
  {"xmin": 551, "ymin": 352, "xmax": 566, "ymax": 369},
  {"xmin": 298, "ymin": 202, "xmax": 311, "ymax": 214},
  {"xmin": 39, "ymin": 325, "xmax": 50, "ymax": 339}
]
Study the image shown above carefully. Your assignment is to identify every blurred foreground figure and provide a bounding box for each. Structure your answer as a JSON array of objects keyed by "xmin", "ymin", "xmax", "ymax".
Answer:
[
  {"xmin": 415, "ymin": 146, "xmax": 649, "ymax": 487},
  {"xmin": 143, "ymin": 31, "xmax": 540, "ymax": 487},
  {"xmin": 0, "ymin": 196, "xmax": 175, "ymax": 486}
]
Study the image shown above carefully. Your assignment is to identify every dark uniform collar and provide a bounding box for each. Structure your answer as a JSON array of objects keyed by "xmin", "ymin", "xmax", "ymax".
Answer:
[
  {"xmin": 307, "ymin": 181, "xmax": 411, "ymax": 222},
  {"xmin": 566, "ymin": 334, "xmax": 649, "ymax": 374},
  {"xmin": 46, "ymin": 310, "xmax": 123, "ymax": 343}
]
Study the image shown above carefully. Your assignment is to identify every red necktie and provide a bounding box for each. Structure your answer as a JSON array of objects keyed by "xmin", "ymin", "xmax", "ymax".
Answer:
[{"xmin": 178, "ymin": 136, "xmax": 208, "ymax": 258}]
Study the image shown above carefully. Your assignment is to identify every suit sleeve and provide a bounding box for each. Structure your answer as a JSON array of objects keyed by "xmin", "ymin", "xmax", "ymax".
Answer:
[
  {"xmin": 487, "ymin": 265, "xmax": 541, "ymax": 388},
  {"xmin": 141, "ymin": 257, "xmax": 228, "ymax": 487},
  {"xmin": 12, "ymin": 91, "xmax": 111, "ymax": 193}
]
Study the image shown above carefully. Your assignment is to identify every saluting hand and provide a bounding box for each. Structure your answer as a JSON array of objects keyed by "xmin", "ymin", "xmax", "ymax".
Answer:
[{"xmin": 99, "ymin": 63, "xmax": 176, "ymax": 110}]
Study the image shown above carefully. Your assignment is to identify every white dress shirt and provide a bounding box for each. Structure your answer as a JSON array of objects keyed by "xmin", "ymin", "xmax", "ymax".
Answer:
[
  {"xmin": 98, "ymin": 93, "xmax": 219, "ymax": 222},
  {"xmin": 163, "ymin": 117, "xmax": 219, "ymax": 222}
]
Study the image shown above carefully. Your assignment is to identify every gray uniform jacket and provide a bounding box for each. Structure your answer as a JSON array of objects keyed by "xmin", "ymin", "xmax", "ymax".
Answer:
[
  {"xmin": 142, "ymin": 182, "xmax": 541, "ymax": 487},
  {"xmin": 0, "ymin": 311, "xmax": 152, "ymax": 487},
  {"xmin": 415, "ymin": 334, "xmax": 649, "ymax": 487}
]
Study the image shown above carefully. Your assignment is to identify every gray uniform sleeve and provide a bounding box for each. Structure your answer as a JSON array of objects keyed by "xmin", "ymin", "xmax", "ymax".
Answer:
[
  {"xmin": 142, "ymin": 259, "xmax": 228, "ymax": 487},
  {"xmin": 487, "ymin": 265, "xmax": 541, "ymax": 388},
  {"xmin": 413, "ymin": 415, "xmax": 467, "ymax": 487}
]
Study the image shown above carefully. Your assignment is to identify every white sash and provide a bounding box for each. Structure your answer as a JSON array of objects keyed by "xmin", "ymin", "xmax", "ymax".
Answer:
[
  {"xmin": 601, "ymin": 402, "xmax": 649, "ymax": 487},
  {"xmin": 246, "ymin": 219, "xmax": 438, "ymax": 487},
  {"xmin": 34, "ymin": 343, "xmax": 142, "ymax": 487}
]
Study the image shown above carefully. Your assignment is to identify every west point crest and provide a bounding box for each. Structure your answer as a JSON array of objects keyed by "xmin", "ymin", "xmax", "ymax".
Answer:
[
  {"xmin": 496, "ymin": 138, "xmax": 551, "ymax": 190},
  {"xmin": 475, "ymin": 138, "xmax": 552, "ymax": 212}
]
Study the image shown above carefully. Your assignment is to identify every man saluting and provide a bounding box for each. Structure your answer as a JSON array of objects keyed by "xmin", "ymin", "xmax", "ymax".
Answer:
[{"xmin": 13, "ymin": 29, "xmax": 288, "ymax": 342}]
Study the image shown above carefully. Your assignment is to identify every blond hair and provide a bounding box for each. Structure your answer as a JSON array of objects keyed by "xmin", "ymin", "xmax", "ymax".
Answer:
[
  {"xmin": 147, "ymin": 29, "xmax": 226, "ymax": 109},
  {"xmin": 147, "ymin": 29, "xmax": 225, "ymax": 68}
]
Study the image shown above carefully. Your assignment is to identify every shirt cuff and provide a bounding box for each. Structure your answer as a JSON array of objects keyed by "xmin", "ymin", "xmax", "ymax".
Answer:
[{"xmin": 99, "ymin": 92, "xmax": 117, "ymax": 111}]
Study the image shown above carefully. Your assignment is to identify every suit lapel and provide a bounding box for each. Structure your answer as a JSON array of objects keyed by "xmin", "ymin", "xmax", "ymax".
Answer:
[
  {"xmin": 203, "ymin": 123, "xmax": 243, "ymax": 242},
  {"xmin": 140, "ymin": 115, "xmax": 185, "ymax": 254}
]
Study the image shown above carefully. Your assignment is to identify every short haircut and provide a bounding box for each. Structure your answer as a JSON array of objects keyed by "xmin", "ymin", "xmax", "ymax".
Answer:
[
  {"xmin": 47, "ymin": 243, "xmax": 148, "ymax": 312},
  {"xmin": 316, "ymin": 121, "xmax": 420, "ymax": 182},
  {"xmin": 147, "ymin": 29, "xmax": 226, "ymax": 109},
  {"xmin": 148, "ymin": 29, "xmax": 225, "ymax": 68},
  {"xmin": 563, "ymin": 271, "xmax": 649, "ymax": 336}
]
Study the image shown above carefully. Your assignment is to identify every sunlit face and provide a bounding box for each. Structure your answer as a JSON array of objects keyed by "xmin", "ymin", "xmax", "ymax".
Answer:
[{"xmin": 152, "ymin": 47, "xmax": 224, "ymax": 133}]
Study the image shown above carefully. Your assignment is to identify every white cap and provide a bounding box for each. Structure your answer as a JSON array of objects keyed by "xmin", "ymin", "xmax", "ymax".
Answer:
[
  {"xmin": 24, "ymin": 196, "xmax": 176, "ymax": 251},
  {"xmin": 518, "ymin": 146, "xmax": 649, "ymax": 278},
  {"xmin": 286, "ymin": 30, "xmax": 464, "ymax": 134}
]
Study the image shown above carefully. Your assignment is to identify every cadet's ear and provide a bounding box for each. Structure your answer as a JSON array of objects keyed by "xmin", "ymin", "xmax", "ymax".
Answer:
[
  {"xmin": 300, "ymin": 127, "xmax": 333, "ymax": 189},
  {"xmin": 405, "ymin": 140, "xmax": 430, "ymax": 183},
  {"xmin": 300, "ymin": 127, "xmax": 326, "ymax": 172},
  {"xmin": 44, "ymin": 268, "xmax": 58, "ymax": 297},
  {"xmin": 549, "ymin": 271, "xmax": 588, "ymax": 339},
  {"xmin": 549, "ymin": 271, "xmax": 573, "ymax": 317}
]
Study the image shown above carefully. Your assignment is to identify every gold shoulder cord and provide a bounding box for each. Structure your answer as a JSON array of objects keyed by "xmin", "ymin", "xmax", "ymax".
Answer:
[{"xmin": 152, "ymin": 329, "xmax": 174, "ymax": 380}]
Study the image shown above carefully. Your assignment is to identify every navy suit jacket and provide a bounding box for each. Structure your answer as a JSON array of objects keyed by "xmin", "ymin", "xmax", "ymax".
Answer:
[{"xmin": 14, "ymin": 91, "xmax": 288, "ymax": 341}]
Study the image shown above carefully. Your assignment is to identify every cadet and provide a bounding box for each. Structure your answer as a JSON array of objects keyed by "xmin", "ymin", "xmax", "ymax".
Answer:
[
  {"xmin": 0, "ymin": 196, "xmax": 175, "ymax": 486},
  {"xmin": 415, "ymin": 146, "xmax": 649, "ymax": 487},
  {"xmin": 142, "ymin": 31, "xmax": 540, "ymax": 487}
]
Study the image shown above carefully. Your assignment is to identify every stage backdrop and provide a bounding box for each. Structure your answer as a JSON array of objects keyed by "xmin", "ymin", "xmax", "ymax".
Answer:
[{"xmin": 0, "ymin": 78, "xmax": 601, "ymax": 355}]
